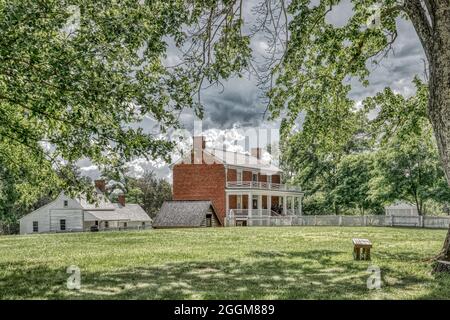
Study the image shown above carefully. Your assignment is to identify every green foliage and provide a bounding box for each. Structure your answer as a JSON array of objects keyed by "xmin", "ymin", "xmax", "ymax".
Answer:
[
  {"xmin": 334, "ymin": 153, "xmax": 383, "ymax": 215},
  {"xmin": 281, "ymin": 96, "xmax": 367, "ymax": 214},
  {"xmin": 0, "ymin": 0, "xmax": 208, "ymax": 198},
  {"xmin": 132, "ymin": 171, "xmax": 172, "ymax": 218},
  {"xmin": 269, "ymin": 0, "xmax": 401, "ymax": 126},
  {"xmin": 0, "ymin": 0, "xmax": 217, "ymax": 226},
  {"xmin": 101, "ymin": 169, "xmax": 171, "ymax": 218},
  {"xmin": 282, "ymin": 78, "xmax": 450, "ymax": 215},
  {"xmin": 366, "ymin": 79, "xmax": 450, "ymax": 215}
]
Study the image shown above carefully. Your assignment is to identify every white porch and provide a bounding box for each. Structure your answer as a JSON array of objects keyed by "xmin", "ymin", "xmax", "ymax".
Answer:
[{"xmin": 225, "ymin": 189, "xmax": 304, "ymax": 226}]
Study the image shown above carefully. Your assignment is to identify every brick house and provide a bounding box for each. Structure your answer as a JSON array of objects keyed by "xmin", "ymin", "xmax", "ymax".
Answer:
[{"xmin": 171, "ymin": 136, "xmax": 304, "ymax": 226}]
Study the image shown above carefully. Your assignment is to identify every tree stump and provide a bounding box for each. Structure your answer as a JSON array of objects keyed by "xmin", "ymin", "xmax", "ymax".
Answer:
[{"xmin": 433, "ymin": 260, "xmax": 450, "ymax": 273}]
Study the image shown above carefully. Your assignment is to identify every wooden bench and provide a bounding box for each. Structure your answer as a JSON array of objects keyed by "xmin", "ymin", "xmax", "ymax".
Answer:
[{"xmin": 352, "ymin": 238, "xmax": 372, "ymax": 260}]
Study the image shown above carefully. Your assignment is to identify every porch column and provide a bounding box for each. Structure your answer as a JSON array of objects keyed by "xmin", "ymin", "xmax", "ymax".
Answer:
[
  {"xmin": 225, "ymin": 193, "xmax": 230, "ymax": 220},
  {"xmin": 248, "ymin": 192, "xmax": 253, "ymax": 217},
  {"xmin": 267, "ymin": 195, "xmax": 271, "ymax": 213},
  {"xmin": 283, "ymin": 196, "xmax": 287, "ymax": 216},
  {"xmin": 258, "ymin": 194, "xmax": 262, "ymax": 215},
  {"xmin": 291, "ymin": 196, "xmax": 295, "ymax": 214},
  {"xmin": 299, "ymin": 196, "xmax": 303, "ymax": 216}
]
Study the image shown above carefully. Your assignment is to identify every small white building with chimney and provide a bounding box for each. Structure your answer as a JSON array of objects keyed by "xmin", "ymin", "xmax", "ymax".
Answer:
[{"xmin": 19, "ymin": 180, "xmax": 151, "ymax": 235}]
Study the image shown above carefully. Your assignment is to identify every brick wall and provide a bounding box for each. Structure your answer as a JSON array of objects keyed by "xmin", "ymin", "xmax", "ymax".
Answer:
[
  {"xmin": 243, "ymin": 170, "xmax": 253, "ymax": 181},
  {"xmin": 173, "ymin": 163, "xmax": 226, "ymax": 224},
  {"xmin": 227, "ymin": 168, "xmax": 237, "ymax": 182}
]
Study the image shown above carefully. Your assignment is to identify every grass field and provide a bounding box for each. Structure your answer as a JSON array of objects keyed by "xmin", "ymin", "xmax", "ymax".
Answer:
[{"xmin": 1, "ymin": 226, "xmax": 450, "ymax": 300}]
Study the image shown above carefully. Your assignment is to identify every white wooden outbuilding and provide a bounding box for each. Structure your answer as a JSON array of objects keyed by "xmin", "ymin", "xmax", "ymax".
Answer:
[
  {"xmin": 19, "ymin": 181, "xmax": 151, "ymax": 234},
  {"xmin": 385, "ymin": 201, "xmax": 419, "ymax": 216}
]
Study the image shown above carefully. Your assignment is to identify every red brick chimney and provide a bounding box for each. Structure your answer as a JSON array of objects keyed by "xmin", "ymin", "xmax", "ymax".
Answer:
[
  {"xmin": 251, "ymin": 147, "xmax": 262, "ymax": 160},
  {"xmin": 94, "ymin": 179, "xmax": 106, "ymax": 193},
  {"xmin": 118, "ymin": 194, "xmax": 126, "ymax": 207},
  {"xmin": 192, "ymin": 136, "xmax": 206, "ymax": 164},
  {"xmin": 193, "ymin": 136, "xmax": 206, "ymax": 150}
]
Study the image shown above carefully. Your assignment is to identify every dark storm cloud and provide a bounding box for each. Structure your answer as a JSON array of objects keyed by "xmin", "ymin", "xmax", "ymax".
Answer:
[
  {"xmin": 152, "ymin": 0, "xmax": 425, "ymax": 132},
  {"xmin": 349, "ymin": 18, "xmax": 426, "ymax": 101},
  {"xmin": 201, "ymin": 78, "xmax": 266, "ymax": 129},
  {"xmin": 181, "ymin": 1, "xmax": 425, "ymax": 129}
]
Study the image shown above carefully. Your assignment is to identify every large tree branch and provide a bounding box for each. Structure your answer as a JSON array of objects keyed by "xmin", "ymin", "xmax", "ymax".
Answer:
[
  {"xmin": 422, "ymin": 0, "xmax": 436, "ymax": 26},
  {"xmin": 403, "ymin": 0, "xmax": 434, "ymax": 61}
]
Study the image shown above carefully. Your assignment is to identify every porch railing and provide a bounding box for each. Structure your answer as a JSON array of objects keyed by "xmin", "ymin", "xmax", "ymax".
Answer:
[
  {"xmin": 226, "ymin": 181, "xmax": 302, "ymax": 192},
  {"xmin": 228, "ymin": 209, "xmax": 295, "ymax": 218}
]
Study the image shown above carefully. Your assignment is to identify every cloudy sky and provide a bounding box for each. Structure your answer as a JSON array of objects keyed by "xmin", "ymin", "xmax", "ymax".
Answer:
[{"xmin": 80, "ymin": 0, "xmax": 426, "ymax": 182}]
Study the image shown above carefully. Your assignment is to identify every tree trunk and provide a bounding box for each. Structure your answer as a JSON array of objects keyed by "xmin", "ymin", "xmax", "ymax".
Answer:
[{"xmin": 427, "ymin": 5, "xmax": 450, "ymax": 261}]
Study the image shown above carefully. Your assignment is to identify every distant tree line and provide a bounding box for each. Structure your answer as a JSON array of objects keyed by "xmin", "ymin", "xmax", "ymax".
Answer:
[
  {"xmin": 101, "ymin": 169, "xmax": 172, "ymax": 219},
  {"xmin": 281, "ymin": 79, "xmax": 450, "ymax": 216}
]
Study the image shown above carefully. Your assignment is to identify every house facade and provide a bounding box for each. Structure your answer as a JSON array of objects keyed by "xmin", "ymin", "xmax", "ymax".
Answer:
[
  {"xmin": 172, "ymin": 136, "xmax": 304, "ymax": 226},
  {"xmin": 19, "ymin": 180, "xmax": 151, "ymax": 234}
]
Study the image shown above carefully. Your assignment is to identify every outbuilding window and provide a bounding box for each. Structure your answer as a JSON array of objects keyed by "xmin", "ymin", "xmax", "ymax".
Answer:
[
  {"xmin": 60, "ymin": 219, "xmax": 66, "ymax": 231},
  {"xmin": 32, "ymin": 221, "xmax": 38, "ymax": 232},
  {"xmin": 63, "ymin": 200, "xmax": 68, "ymax": 208},
  {"xmin": 206, "ymin": 214, "xmax": 212, "ymax": 227}
]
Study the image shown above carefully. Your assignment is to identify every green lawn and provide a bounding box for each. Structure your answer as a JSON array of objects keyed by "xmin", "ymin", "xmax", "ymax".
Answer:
[{"xmin": 1, "ymin": 226, "xmax": 450, "ymax": 299}]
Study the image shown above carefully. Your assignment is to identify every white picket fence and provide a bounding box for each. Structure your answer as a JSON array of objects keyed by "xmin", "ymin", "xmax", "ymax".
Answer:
[{"xmin": 226, "ymin": 215, "xmax": 450, "ymax": 229}]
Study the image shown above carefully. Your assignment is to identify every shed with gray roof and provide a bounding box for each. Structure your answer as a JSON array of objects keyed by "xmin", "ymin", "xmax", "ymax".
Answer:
[{"xmin": 153, "ymin": 200, "xmax": 221, "ymax": 228}]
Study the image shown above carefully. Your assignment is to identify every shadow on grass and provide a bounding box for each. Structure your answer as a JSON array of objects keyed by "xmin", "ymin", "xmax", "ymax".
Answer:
[{"xmin": 1, "ymin": 249, "xmax": 450, "ymax": 299}]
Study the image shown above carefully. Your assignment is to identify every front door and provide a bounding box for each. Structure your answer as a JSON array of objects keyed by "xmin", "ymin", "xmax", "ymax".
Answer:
[{"xmin": 252, "ymin": 197, "xmax": 258, "ymax": 209}]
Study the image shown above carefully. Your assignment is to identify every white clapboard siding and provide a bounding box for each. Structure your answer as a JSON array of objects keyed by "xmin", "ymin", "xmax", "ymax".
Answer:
[
  {"xmin": 49, "ymin": 209, "xmax": 84, "ymax": 232},
  {"xmin": 20, "ymin": 205, "xmax": 52, "ymax": 234},
  {"xmin": 20, "ymin": 193, "xmax": 83, "ymax": 234}
]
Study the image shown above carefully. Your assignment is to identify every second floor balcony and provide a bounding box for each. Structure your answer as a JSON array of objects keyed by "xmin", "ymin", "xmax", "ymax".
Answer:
[{"xmin": 226, "ymin": 181, "xmax": 302, "ymax": 192}]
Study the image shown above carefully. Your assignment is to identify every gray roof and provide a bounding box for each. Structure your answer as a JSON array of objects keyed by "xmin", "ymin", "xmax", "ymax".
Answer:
[
  {"xmin": 153, "ymin": 201, "xmax": 220, "ymax": 228},
  {"xmin": 84, "ymin": 210, "xmax": 130, "ymax": 221},
  {"xmin": 205, "ymin": 148, "xmax": 281, "ymax": 173},
  {"xmin": 113, "ymin": 204, "xmax": 152, "ymax": 222},
  {"xmin": 84, "ymin": 204, "xmax": 151, "ymax": 222},
  {"xmin": 172, "ymin": 148, "xmax": 281, "ymax": 174}
]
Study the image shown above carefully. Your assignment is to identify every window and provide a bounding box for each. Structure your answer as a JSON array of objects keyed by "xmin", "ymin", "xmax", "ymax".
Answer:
[
  {"xmin": 104, "ymin": 221, "xmax": 109, "ymax": 228},
  {"xmin": 123, "ymin": 222, "xmax": 128, "ymax": 228},
  {"xmin": 142, "ymin": 222, "xmax": 146, "ymax": 227},
  {"xmin": 252, "ymin": 196, "xmax": 258, "ymax": 209},
  {"xmin": 236, "ymin": 170, "xmax": 242, "ymax": 184},
  {"xmin": 32, "ymin": 221, "xmax": 38, "ymax": 232},
  {"xmin": 206, "ymin": 214, "xmax": 212, "ymax": 227},
  {"xmin": 63, "ymin": 200, "xmax": 68, "ymax": 208},
  {"xmin": 95, "ymin": 220, "xmax": 99, "ymax": 226},
  {"xmin": 252, "ymin": 173, "xmax": 258, "ymax": 182},
  {"xmin": 60, "ymin": 219, "xmax": 66, "ymax": 231}
]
